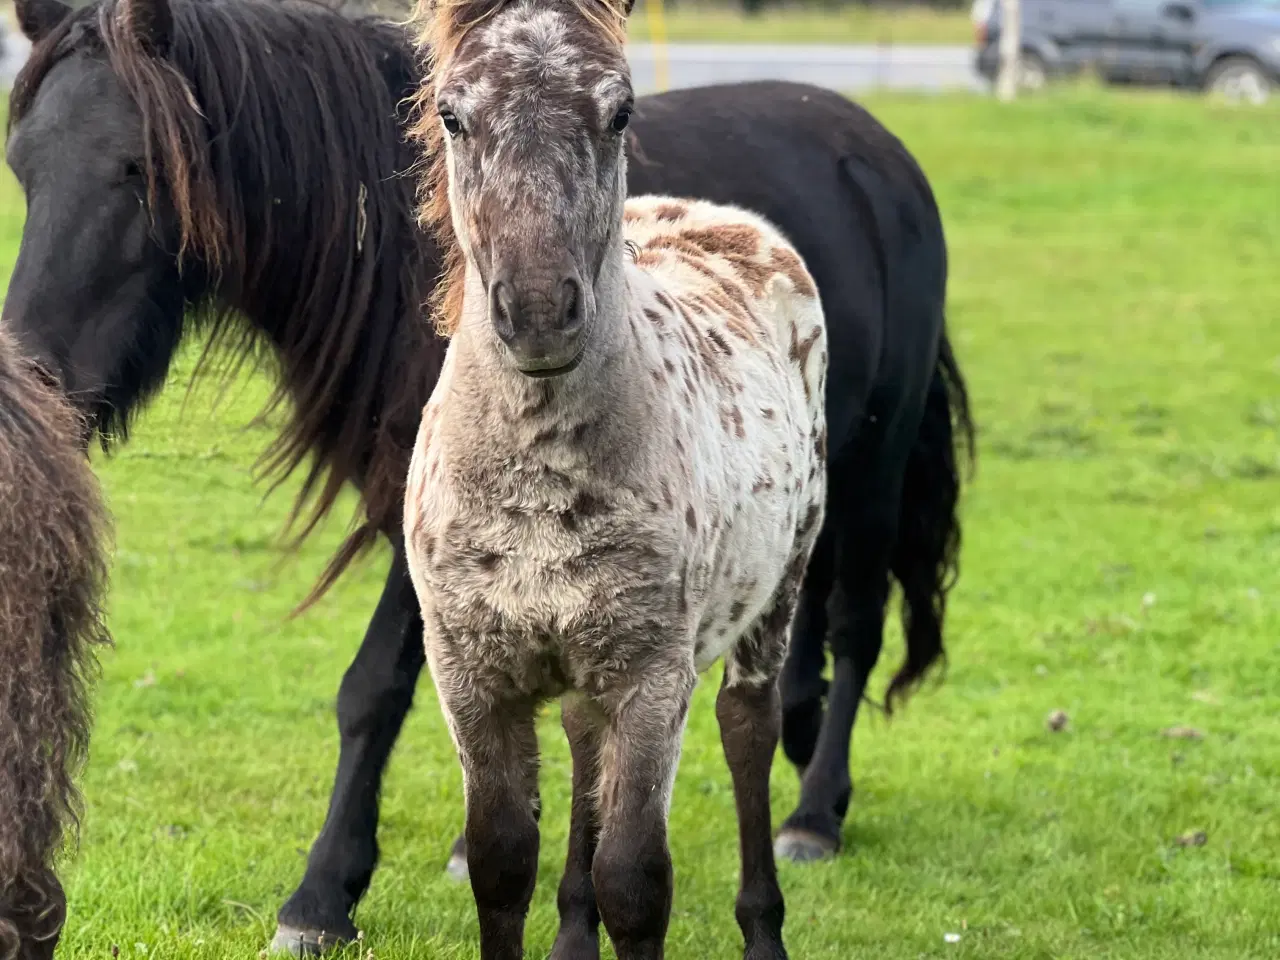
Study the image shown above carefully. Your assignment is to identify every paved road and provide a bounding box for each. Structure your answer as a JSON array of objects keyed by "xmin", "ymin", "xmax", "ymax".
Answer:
[
  {"xmin": 0, "ymin": 31, "xmax": 980, "ymax": 93},
  {"xmin": 629, "ymin": 43, "xmax": 982, "ymax": 94}
]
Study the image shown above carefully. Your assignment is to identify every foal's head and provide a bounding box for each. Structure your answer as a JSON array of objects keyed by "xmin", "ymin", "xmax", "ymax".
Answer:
[{"xmin": 418, "ymin": 0, "xmax": 635, "ymax": 377}]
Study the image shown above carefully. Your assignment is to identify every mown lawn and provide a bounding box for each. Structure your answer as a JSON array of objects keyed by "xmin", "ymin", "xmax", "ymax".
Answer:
[
  {"xmin": 2, "ymin": 89, "xmax": 1278, "ymax": 958},
  {"xmin": 627, "ymin": 2, "xmax": 976, "ymax": 46}
]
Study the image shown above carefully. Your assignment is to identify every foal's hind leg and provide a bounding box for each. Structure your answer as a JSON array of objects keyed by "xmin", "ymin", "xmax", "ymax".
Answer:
[
  {"xmin": 719, "ymin": 579, "xmax": 806, "ymax": 960},
  {"xmin": 551, "ymin": 695, "xmax": 605, "ymax": 960}
]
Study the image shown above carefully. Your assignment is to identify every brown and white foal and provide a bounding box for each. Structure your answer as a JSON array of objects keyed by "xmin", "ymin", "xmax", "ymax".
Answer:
[{"xmin": 403, "ymin": 1, "xmax": 827, "ymax": 957}]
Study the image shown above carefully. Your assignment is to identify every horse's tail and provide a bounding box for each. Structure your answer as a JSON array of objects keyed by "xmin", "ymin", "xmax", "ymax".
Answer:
[
  {"xmin": 0, "ymin": 335, "xmax": 112, "ymax": 959},
  {"xmin": 884, "ymin": 328, "xmax": 974, "ymax": 713}
]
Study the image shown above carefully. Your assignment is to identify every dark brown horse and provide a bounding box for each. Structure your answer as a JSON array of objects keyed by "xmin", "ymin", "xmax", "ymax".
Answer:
[
  {"xmin": 5, "ymin": 0, "xmax": 973, "ymax": 952},
  {"xmin": 0, "ymin": 327, "xmax": 112, "ymax": 960}
]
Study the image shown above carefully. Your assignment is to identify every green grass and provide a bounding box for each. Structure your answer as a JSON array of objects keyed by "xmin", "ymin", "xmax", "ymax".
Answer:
[
  {"xmin": 3, "ymin": 88, "xmax": 1279, "ymax": 958},
  {"xmin": 627, "ymin": 2, "xmax": 975, "ymax": 46}
]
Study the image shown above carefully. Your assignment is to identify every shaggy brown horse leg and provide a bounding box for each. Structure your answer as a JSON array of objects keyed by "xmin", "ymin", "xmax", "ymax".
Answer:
[
  {"xmin": 591, "ymin": 668, "xmax": 694, "ymax": 960},
  {"xmin": 550, "ymin": 695, "xmax": 604, "ymax": 960},
  {"xmin": 717, "ymin": 677, "xmax": 787, "ymax": 960}
]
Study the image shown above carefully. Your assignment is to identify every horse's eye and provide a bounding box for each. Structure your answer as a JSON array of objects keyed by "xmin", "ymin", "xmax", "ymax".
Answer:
[
  {"xmin": 440, "ymin": 111, "xmax": 463, "ymax": 139},
  {"xmin": 124, "ymin": 160, "xmax": 144, "ymax": 180},
  {"xmin": 610, "ymin": 106, "xmax": 632, "ymax": 134}
]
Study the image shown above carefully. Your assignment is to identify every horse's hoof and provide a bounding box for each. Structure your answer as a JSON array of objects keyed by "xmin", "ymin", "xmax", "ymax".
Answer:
[
  {"xmin": 269, "ymin": 925, "xmax": 349, "ymax": 956},
  {"xmin": 773, "ymin": 828, "xmax": 838, "ymax": 863}
]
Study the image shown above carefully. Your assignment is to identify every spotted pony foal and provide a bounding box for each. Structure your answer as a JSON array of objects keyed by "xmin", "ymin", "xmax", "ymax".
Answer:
[{"xmin": 403, "ymin": 1, "xmax": 827, "ymax": 957}]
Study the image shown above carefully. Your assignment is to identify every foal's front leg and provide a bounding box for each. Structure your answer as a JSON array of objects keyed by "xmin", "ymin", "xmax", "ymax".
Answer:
[
  {"xmin": 550, "ymin": 694, "xmax": 606, "ymax": 960},
  {"xmin": 444, "ymin": 691, "xmax": 541, "ymax": 960},
  {"xmin": 592, "ymin": 665, "xmax": 696, "ymax": 960}
]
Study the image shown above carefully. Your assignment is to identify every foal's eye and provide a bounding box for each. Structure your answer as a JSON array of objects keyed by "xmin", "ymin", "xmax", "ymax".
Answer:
[
  {"xmin": 440, "ymin": 110, "xmax": 463, "ymax": 139},
  {"xmin": 609, "ymin": 106, "xmax": 632, "ymax": 134},
  {"xmin": 124, "ymin": 160, "xmax": 144, "ymax": 180}
]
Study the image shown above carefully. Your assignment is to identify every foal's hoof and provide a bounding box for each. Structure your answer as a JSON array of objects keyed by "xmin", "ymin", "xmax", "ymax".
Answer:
[
  {"xmin": 269, "ymin": 924, "xmax": 350, "ymax": 956},
  {"xmin": 773, "ymin": 828, "xmax": 838, "ymax": 864},
  {"xmin": 445, "ymin": 834, "xmax": 470, "ymax": 883}
]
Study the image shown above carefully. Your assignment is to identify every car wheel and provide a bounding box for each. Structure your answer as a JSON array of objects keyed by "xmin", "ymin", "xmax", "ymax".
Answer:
[
  {"xmin": 1205, "ymin": 56, "xmax": 1273, "ymax": 105},
  {"xmin": 1018, "ymin": 51, "xmax": 1049, "ymax": 92}
]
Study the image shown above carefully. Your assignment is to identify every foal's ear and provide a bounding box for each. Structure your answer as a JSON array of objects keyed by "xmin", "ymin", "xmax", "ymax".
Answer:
[
  {"xmin": 622, "ymin": 0, "xmax": 636, "ymax": 16},
  {"xmin": 14, "ymin": 0, "xmax": 73, "ymax": 44},
  {"xmin": 118, "ymin": 0, "xmax": 174, "ymax": 54}
]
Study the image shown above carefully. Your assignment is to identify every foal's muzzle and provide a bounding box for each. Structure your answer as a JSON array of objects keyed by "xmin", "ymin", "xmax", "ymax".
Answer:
[{"xmin": 489, "ymin": 261, "xmax": 588, "ymax": 378}]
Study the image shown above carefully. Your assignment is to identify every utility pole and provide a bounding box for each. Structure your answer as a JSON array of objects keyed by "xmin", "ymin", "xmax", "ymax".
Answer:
[{"xmin": 995, "ymin": 0, "xmax": 1022, "ymax": 101}]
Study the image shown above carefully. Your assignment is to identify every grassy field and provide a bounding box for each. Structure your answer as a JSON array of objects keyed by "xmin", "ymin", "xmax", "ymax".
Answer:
[
  {"xmin": 627, "ymin": 2, "xmax": 976, "ymax": 46},
  {"xmin": 2, "ymin": 89, "xmax": 1279, "ymax": 958}
]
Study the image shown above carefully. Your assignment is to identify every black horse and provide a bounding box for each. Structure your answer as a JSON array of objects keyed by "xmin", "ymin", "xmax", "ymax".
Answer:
[{"xmin": 4, "ymin": 0, "xmax": 974, "ymax": 953}]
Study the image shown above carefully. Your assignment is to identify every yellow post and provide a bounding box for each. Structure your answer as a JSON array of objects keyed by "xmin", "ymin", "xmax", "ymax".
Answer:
[{"xmin": 647, "ymin": 0, "xmax": 670, "ymax": 92}]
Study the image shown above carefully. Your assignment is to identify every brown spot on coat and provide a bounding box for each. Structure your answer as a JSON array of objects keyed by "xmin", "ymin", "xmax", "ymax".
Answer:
[
  {"xmin": 790, "ymin": 326, "xmax": 822, "ymax": 370},
  {"xmin": 769, "ymin": 246, "xmax": 818, "ymax": 297},
  {"xmin": 655, "ymin": 202, "xmax": 688, "ymax": 222},
  {"xmin": 679, "ymin": 225, "xmax": 761, "ymax": 259},
  {"xmin": 706, "ymin": 328, "xmax": 732, "ymax": 355},
  {"xmin": 798, "ymin": 502, "xmax": 821, "ymax": 537},
  {"xmin": 685, "ymin": 506, "xmax": 697, "ymax": 531}
]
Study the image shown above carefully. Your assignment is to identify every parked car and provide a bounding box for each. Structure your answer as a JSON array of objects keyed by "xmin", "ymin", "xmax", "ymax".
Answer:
[{"xmin": 975, "ymin": 0, "xmax": 1280, "ymax": 102}]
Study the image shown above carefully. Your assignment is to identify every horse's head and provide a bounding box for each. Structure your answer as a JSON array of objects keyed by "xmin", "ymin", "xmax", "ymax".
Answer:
[
  {"xmin": 419, "ymin": 0, "xmax": 635, "ymax": 377},
  {"xmin": 5, "ymin": 0, "xmax": 205, "ymax": 441}
]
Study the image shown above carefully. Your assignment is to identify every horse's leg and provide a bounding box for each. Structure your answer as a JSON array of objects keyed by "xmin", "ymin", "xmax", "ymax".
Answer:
[
  {"xmin": 778, "ymin": 524, "xmax": 836, "ymax": 773},
  {"xmin": 550, "ymin": 695, "xmax": 605, "ymax": 960},
  {"xmin": 452, "ymin": 696, "xmax": 541, "ymax": 960},
  {"xmin": 273, "ymin": 547, "xmax": 424, "ymax": 956},
  {"xmin": 775, "ymin": 460, "xmax": 898, "ymax": 864},
  {"xmin": 592, "ymin": 663, "xmax": 695, "ymax": 960},
  {"xmin": 718, "ymin": 669, "xmax": 787, "ymax": 960}
]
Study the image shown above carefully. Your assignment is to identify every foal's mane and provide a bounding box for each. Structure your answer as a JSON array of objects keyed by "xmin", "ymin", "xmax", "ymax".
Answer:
[
  {"xmin": 10, "ymin": 0, "xmax": 442, "ymax": 607},
  {"xmin": 408, "ymin": 0, "xmax": 629, "ymax": 337}
]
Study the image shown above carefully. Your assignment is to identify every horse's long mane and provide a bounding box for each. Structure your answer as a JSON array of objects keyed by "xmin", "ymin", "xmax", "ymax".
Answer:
[
  {"xmin": 407, "ymin": 0, "xmax": 629, "ymax": 337},
  {"xmin": 10, "ymin": 0, "xmax": 444, "ymax": 607}
]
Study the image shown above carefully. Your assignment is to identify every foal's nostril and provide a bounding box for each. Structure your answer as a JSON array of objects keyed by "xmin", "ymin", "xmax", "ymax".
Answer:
[
  {"xmin": 560, "ymin": 278, "xmax": 581, "ymax": 330},
  {"xmin": 490, "ymin": 280, "xmax": 516, "ymax": 343}
]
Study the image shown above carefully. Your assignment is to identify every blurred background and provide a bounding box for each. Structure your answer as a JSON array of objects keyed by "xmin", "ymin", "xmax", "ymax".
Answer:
[
  {"xmin": 7, "ymin": 0, "xmax": 1277, "ymax": 99},
  {"xmin": 0, "ymin": 0, "xmax": 1276, "ymax": 956}
]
